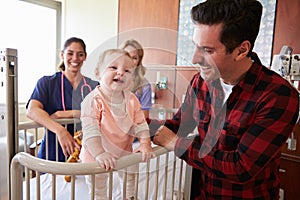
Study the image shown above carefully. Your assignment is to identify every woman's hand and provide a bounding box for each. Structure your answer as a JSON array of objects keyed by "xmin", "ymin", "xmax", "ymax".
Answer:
[
  {"xmin": 27, "ymin": 100, "xmax": 81, "ymax": 156},
  {"xmin": 57, "ymin": 128, "xmax": 81, "ymax": 157}
]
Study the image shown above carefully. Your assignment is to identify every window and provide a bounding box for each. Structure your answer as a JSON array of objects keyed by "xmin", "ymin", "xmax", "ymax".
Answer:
[
  {"xmin": 0, "ymin": 0, "xmax": 61, "ymax": 103},
  {"xmin": 177, "ymin": 0, "xmax": 276, "ymax": 67}
]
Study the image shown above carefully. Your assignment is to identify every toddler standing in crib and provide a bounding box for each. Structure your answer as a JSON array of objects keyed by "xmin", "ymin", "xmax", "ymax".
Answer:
[{"xmin": 79, "ymin": 49, "xmax": 155, "ymax": 200}]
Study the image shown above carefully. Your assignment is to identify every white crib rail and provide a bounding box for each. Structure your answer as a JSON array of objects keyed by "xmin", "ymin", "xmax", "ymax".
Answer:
[
  {"xmin": 11, "ymin": 146, "xmax": 177, "ymax": 199},
  {"xmin": 18, "ymin": 118, "xmax": 80, "ymax": 160},
  {"xmin": 12, "ymin": 118, "xmax": 192, "ymax": 200}
]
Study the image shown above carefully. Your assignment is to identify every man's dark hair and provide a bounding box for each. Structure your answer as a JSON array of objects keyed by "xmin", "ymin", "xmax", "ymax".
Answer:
[{"xmin": 191, "ymin": 0, "xmax": 263, "ymax": 56}]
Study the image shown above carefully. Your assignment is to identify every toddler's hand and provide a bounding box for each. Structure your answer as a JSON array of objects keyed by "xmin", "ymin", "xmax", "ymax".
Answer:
[
  {"xmin": 95, "ymin": 152, "xmax": 117, "ymax": 171},
  {"xmin": 134, "ymin": 143, "xmax": 155, "ymax": 162}
]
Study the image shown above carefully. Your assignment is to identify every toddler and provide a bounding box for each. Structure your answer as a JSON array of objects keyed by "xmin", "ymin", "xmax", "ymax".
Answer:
[{"xmin": 80, "ymin": 49, "xmax": 155, "ymax": 199}]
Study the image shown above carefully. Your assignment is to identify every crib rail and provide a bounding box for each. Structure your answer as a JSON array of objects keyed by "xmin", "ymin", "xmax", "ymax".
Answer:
[
  {"xmin": 18, "ymin": 118, "xmax": 80, "ymax": 160},
  {"xmin": 12, "ymin": 118, "xmax": 192, "ymax": 200},
  {"xmin": 11, "ymin": 146, "xmax": 170, "ymax": 199},
  {"xmin": 18, "ymin": 118, "xmax": 80, "ymax": 130}
]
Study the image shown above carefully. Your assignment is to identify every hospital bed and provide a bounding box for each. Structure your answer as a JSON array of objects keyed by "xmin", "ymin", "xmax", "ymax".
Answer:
[{"xmin": 11, "ymin": 118, "xmax": 192, "ymax": 200}]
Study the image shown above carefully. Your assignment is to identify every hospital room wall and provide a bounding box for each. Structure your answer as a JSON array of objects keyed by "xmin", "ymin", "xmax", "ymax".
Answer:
[
  {"xmin": 18, "ymin": 0, "xmax": 300, "ymax": 112},
  {"xmin": 272, "ymin": 0, "xmax": 300, "ymax": 54},
  {"xmin": 61, "ymin": 0, "xmax": 119, "ymax": 79}
]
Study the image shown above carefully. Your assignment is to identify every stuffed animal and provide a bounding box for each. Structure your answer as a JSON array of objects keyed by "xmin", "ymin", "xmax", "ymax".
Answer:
[{"xmin": 64, "ymin": 130, "xmax": 82, "ymax": 182}]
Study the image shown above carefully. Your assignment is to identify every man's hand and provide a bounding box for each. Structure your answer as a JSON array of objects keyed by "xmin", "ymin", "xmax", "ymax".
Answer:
[{"xmin": 153, "ymin": 126, "xmax": 178, "ymax": 151}]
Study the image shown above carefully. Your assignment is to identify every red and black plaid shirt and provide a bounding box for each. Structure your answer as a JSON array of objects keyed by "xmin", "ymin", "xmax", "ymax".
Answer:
[{"xmin": 149, "ymin": 62, "xmax": 299, "ymax": 199}]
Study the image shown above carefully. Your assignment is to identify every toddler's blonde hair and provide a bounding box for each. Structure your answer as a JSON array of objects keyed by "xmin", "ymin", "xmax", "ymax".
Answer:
[{"xmin": 95, "ymin": 49, "xmax": 132, "ymax": 78}]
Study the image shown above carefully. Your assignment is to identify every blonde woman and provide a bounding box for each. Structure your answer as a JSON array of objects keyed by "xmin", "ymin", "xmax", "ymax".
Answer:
[{"xmin": 121, "ymin": 39, "xmax": 152, "ymax": 118}]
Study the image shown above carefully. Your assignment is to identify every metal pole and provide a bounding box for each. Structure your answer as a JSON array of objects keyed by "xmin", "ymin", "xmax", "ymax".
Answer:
[{"xmin": 0, "ymin": 48, "xmax": 18, "ymax": 200}]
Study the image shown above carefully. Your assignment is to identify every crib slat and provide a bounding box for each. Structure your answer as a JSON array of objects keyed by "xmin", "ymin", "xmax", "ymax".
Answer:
[
  {"xmin": 171, "ymin": 156, "xmax": 176, "ymax": 199},
  {"xmin": 178, "ymin": 159, "xmax": 184, "ymax": 200},
  {"xmin": 52, "ymin": 174, "xmax": 56, "ymax": 200},
  {"xmin": 36, "ymin": 172, "xmax": 41, "ymax": 200},
  {"xmin": 34, "ymin": 129, "xmax": 39, "ymax": 156},
  {"xmin": 163, "ymin": 152, "xmax": 169, "ymax": 200},
  {"xmin": 153, "ymin": 156, "xmax": 160, "ymax": 200},
  {"xmin": 46, "ymin": 128, "xmax": 49, "ymax": 160},
  {"xmin": 91, "ymin": 174, "xmax": 95, "ymax": 200},
  {"xmin": 70, "ymin": 175, "xmax": 75, "ymax": 200},
  {"xmin": 108, "ymin": 172, "xmax": 113, "ymax": 200},
  {"xmin": 55, "ymin": 133, "xmax": 59, "ymax": 162},
  {"xmin": 134, "ymin": 167, "xmax": 139, "ymax": 200},
  {"xmin": 122, "ymin": 170, "xmax": 127, "ymax": 199},
  {"xmin": 184, "ymin": 164, "xmax": 192, "ymax": 200},
  {"xmin": 145, "ymin": 161, "xmax": 150, "ymax": 200},
  {"xmin": 25, "ymin": 167, "xmax": 30, "ymax": 200},
  {"xmin": 23, "ymin": 129, "xmax": 28, "ymax": 153}
]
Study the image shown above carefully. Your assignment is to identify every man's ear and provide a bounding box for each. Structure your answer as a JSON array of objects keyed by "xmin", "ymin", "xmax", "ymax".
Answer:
[{"xmin": 235, "ymin": 40, "xmax": 251, "ymax": 61}]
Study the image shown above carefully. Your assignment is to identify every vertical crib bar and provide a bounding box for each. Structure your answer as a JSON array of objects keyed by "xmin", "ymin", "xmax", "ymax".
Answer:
[
  {"xmin": 71, "ymin": 175, "xmax": 75, "ymax": 200},
  {"xmin": 30, "ymin": 128, "xmax": 38, "ymax": 178},
  {"xmin": 108, "ymin": 172, "xmax": 113, "ymax": 199},
  {"xmin": 134, "ymin": 165, "xmax": 139, "ymax": 200},
  {"xmin": 183, "ymin": 164, "xmax": 192, "ymax": 200},
  {"xmin": 34, "ymin": 128, "xmax": 39, "ymax": 156},
  {"xmin": 163, "ymin": 152, "xmax": 169, "ymax": 200},
  {"xmin": 91, "ymin": 175, "xmax": 95, "ymax": 200},
  {"xmin": 36, "ymin": 171, "xmax": 41, "ymax": 200},
  {"xmin": 145, "ymin": 161, "xmax": 150, "ymax": 200},
  {"xmin": 23, "ymin": 129, "xmax": 28, "ymax": 153},
  {"xmin": 123, "ymin": 170, "xmax": 127, "ymax": 199},
  {"xmin": 56, "ymin": 137, "xmax": 59, "ymax": 162},
  {"xmin": 25, "ymin": 167, "xmax": 30, "ymax": 200},
  {"xmin": 64, "ymin": 123, "xmax": 68, "ymax": 162},
  {"xmin": 153, "ymin": 156, "xmax": 160, "ymax": 200},
  {"xmin": 177, "ymin": 159, "xmax": 183, "ymax": 200},
  {"xmin": 74, "ymin": 121, "xmax": 77, "ymax": 133},
  {"xmin": 171, "ymin": 156, "xmax": 176, "ymax": 199},
  {"xmin": 52, "ymin": 174, "xmax": 56, "ymax": 200},
  {"xmin": 59, "ymin": 124, "xmax": 67, "ymax": 162},
  {"xmin": 46, "ymin": 128, "xmax": 49, "ymax": 160}
]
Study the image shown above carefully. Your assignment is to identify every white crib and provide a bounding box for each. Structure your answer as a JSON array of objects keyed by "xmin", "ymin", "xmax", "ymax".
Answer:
[{"xmin": 11, "ymin": 118, "xmax": 192, "ymax": 200}]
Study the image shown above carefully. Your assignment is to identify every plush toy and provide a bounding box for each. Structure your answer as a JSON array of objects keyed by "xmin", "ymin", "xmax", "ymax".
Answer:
[{"xmin": 64, "ymin": 130, "xmax": 82, "ymax": 182}]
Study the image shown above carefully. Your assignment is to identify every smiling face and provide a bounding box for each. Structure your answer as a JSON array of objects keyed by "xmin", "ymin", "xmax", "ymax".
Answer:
[
  {"xmin": 192, "ymin": 23, "xmax": 239, "ymax": 82},
  {"xmin": 61, "ymin": 42, "xmax": 86, "ymax": 74},
  {"xmin": 100, "ymin": 52, "xmax": 135, "ymax": 94}
]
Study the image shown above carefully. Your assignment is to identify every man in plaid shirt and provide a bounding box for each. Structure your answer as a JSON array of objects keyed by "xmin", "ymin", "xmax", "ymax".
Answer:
[{"xmin": 150, "ymin": 0, "xmax": 299, "ymax": 199}]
